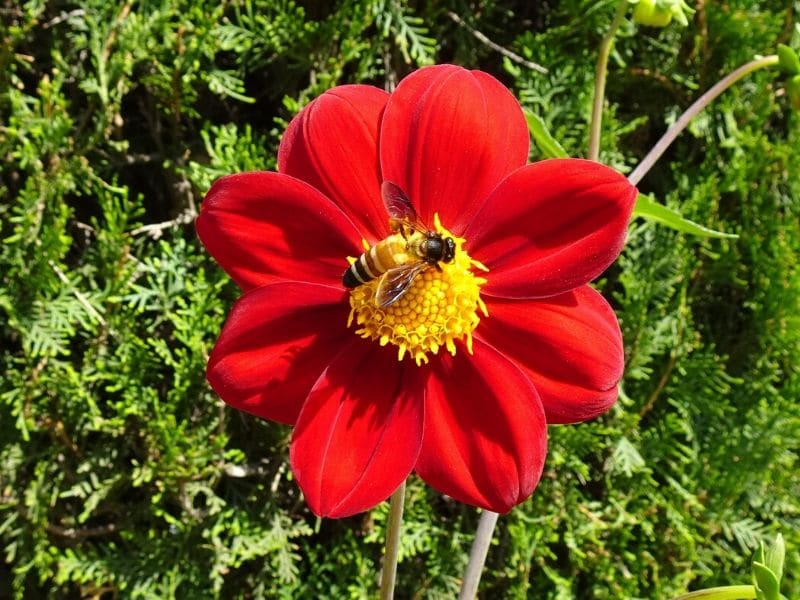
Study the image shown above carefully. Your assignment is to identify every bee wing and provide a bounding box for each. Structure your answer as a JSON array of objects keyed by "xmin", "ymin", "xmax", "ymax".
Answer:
[
  {"xmin": 375, "ymin": 262, "xmax": 428, "ymax": 308},
  {"xmin": 381, "ymin": 181, "xmax": 428, "ymax": 234},
  {"xmin": 381, "ymin": 181, "xmax": 417, "ymax": 222}
]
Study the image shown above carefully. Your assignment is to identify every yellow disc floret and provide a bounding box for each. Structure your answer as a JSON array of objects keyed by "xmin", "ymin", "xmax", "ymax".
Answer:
[{"xmin": 347, "ymin": 214, "xmax": 488, "ymax": 366}]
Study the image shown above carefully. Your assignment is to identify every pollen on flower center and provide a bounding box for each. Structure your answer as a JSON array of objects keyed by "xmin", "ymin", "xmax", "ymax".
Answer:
[{"xmin": 346, "ymin": 215, "xmax": 488, "ymax": 366}]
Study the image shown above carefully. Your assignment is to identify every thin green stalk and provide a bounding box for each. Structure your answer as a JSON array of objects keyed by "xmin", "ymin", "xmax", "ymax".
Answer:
[
  {"xmin": 379, "ymin": 481, "xmax": 406, "ymax": 600},
  {"xmin": 588, "ymin": 0, "xmax": 629, "ymax": 161},
  {"xmin": 670, "ymin": 584, "xmax": 757, "ymax": 600},
  {"xmin": 628, "ymin": 54, "xmax": 779, "ymax": 186},
  {"xmin": 458, "ymin": 510, "xmax": 499, "ymax": 600}
]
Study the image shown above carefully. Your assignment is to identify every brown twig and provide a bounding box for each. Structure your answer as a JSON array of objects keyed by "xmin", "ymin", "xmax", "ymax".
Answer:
[
  {"xmin": 42, "ymin": 9, "xmax": 86, "ymax": 29},
  {"xmin": 48, "ymin": 260, "xmax": 107, "ymax": 326},
  {"xmin": 695, "ymin": 0, "xmax": 710, "ymax": 86},
  {"xmin": 47, "ymin": 522, "xmax": 118, "ymax": 540},
  {"xmin": 38, "ymin": 415, "xmax": 82, "ymax": 456},
  {"xmin": 128, "ymin": 210, "xmax": 196, "ymax": 238},
  {"xmin": 638, "ymin": 282, "xmax": 689, "ymax": 419},
  {"xmin": 638, "ymin": 352, "xmax": 679, "ymax": 419},
  {"xmin": 447, "ymin": 11, "xmax": 548, "ymax": 74}
]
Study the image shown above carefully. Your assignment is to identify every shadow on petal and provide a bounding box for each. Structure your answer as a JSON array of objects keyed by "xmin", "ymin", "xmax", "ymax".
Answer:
[
  {"xmin": 207, "ymin": 282, "xmax": 352, "ymax": 425},
  {"xmin": 279, "ymin": 85, "xmax": 390, "ymax": 241},
  {"xmin": 466, "ymin": 159, "xmax": 637, "ymax": 298},
  {"xmin": 415, "ymin": 338, "xmax": 547, "ymax": 512},
  {"xmin": 290, "ymin": 339, "xmax": 425, "ymax": 518},
  {"xmin": 380, "ymin": 65, "xmax": 529, "ymax": 235},
  {"xmin": 479, "ymin": 286, "xmax": 623, "ymax": 424},
  {"xmin": 197, "ymin": 171, "xmax": 362, "ymax": 291}
]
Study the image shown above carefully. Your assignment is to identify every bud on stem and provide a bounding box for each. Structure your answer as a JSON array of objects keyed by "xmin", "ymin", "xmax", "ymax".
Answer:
[{"xmin": 630, "ymin": 0, "xmax": 694, "ymax": 28}]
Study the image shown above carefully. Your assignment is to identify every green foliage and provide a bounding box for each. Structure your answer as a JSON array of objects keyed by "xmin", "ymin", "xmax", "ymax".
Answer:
[
  {"xmin": 777, "ymin": 43, "xmax": 800, "ymax": 75},
  {"xmin": 1, "ymin": 0, "xmax": 798, "ymax": 598},
  {"xmin": 524, "ymin": 110, "xmax": 569, "ymax": 159},
  {"xmin": 632, "ymin": 193, "xmax": 738, "ymax": 238},
  {"xmin": 753, "ymin": 534, "xmax": 787, "ymax": 600}
]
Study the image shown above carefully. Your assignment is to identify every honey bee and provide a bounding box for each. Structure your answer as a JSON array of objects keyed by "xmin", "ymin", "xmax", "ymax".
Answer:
[{"xmin": 342, "ymin": 181, "xmax": 456, "ymax": 308}]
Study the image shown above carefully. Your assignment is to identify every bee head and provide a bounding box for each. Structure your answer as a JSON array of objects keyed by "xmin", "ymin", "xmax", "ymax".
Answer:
[
  {"xmin": 421, "ymin": 233, "xmax": 456, "ymax": 263},
  {"xmin": 442, "ymin": 237, "xmax": 456, "ymax": 263}
]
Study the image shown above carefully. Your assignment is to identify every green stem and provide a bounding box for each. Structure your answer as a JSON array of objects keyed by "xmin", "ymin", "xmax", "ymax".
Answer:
[
  {"xmin": 458, "ymin": 510, "xmax": 499, "ymax": 600},
  {"xmin": 628, "ymin": 54, "xmax": 779, "ymax": 185},
  {"xmin": 588, "ymin": 0, "xmax": 629, "ymax": 161},
  {"xmin": 379, "ymin": 481, "xmax": 406, "ymax": 600},
  {"xmin": 670, "ymin": 584, "xmax": 757, "ymax": 600}
]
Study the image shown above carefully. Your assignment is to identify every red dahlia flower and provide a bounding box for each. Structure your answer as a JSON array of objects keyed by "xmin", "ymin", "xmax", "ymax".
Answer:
[{"xmin": 196, "ymin": 65, "xmax": 637, "ymax": 518}]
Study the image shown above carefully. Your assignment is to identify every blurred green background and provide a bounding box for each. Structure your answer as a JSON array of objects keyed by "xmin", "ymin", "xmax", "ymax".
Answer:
[{"xmin": 1, "ymin": 1, "xmax": 798, "ymax": 597}]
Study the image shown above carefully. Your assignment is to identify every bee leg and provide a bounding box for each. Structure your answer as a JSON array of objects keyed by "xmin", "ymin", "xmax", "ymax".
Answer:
[{"xmin": 434, "ymin": 263, "xmax": 443, "ymax": 272}]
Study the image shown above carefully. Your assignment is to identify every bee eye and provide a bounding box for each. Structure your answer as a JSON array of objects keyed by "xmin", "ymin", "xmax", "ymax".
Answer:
[{"xmin": 444, "ymin": 238, "xmax": 456, "ymax": 262}]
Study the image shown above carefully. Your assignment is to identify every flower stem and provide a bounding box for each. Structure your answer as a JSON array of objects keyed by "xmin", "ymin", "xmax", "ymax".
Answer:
[
  {"xmin": 458, "ymin": 510, "xmax": 499, "ymax": 600},
  {"xmin": 588, "ymin": 0, "xmax": 629, "ymax": 161},
  {"xmin": 669, "ymin": 584, "xmax": 757, "ymax": 600},
  {"xmin": 379, "ymin": 481, "xmax": 406, "ymax": 600},
  {"xmin": 628, "ymin": 54, "xmax": 779, "ymax": 186}
]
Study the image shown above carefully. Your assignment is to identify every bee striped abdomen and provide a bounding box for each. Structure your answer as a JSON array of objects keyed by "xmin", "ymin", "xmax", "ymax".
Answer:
[{"xmin": 343, "ymin": 235, "xmax": 408, "ymax": 288}]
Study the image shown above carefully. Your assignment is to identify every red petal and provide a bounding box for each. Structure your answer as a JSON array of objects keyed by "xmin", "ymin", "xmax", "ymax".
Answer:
[
  {"xmin": 196, "ymin": 172, "xmax": 362, "ymax": 291},
  {"xmin": 207, "ymin": 282, "xmax": 351, "ymax": 425},
  {"xmin": 290, "ymin": 340, "xmax": 424, "ymax": 518},
  {"xmin": 466, "ymin": 159, "xmax": 637, "ymax": 299},
  {"xmin": 278, "ymin": 85, "xmax": 390, "ymax": 241},
  {"xmin": 479, "ymin": 286, "xmax": 623, "ymax": 424},
  {"xmin": 415, "ymin": 339, "xmax": 547, "ymax": 513},
  {"xmin": 380, "ymin": 65, "xmax": 529, "ymax": 234}
]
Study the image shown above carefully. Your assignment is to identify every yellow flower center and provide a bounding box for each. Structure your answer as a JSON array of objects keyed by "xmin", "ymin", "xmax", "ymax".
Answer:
[{"xmin": 346, "ymin": 215, "xmax": 488, "ymax": 366}]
